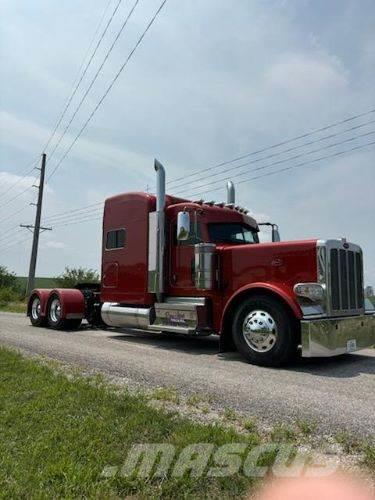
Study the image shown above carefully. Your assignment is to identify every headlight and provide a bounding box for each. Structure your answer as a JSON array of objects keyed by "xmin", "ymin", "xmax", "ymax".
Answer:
[{"xmin": 294, "ymin": 283, "xmax": 325, "ymax": 302}]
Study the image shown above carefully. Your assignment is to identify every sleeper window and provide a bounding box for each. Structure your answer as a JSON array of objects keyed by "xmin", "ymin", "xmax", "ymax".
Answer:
[{"xmin": 106, "ymin": 229, "xmax": 126, "ymax": 249}]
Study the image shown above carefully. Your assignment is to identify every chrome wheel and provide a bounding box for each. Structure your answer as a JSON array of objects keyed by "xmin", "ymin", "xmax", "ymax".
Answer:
[
  {"xmin": 31, "ymin": 297, "xmax": 41, "ymax": 320},
  {"xmin": 242, "ymin": 310, "xmax": 277, "ymax": 353},
  {"xmin": 49, "ymin": 298, "xmax": 62, "ymax": 323}
]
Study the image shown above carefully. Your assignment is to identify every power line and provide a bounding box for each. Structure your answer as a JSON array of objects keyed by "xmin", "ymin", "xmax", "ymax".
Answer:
[
  {"xmin": 0, "ymin": 205, "xmax": 31, "ymax": 226},
  {"xmin": 43, "ymin": 209, "xmax": 104, "ymax": 226},
  {"xmin": 47, "ymin": 0, "xmax": 140, "ymax": 165},
  {"xmin": 53, "ymin": 216, "xmax": 102, "ymax": 228},
  {"xmin": 7, "ymin": 140, "xmax": 372, "ymax": 235},
  {"xmin": 170, "ymin": 118, "xmax": 375, "ymax": 192},
  {"xmin": 177, "ymin": 129, "xmax": 375, "ymax": 197},
  {"xmin": 0, "ymin": 216, "xmax": 101, "ymax": 249},
  {"xmin": 0, "ymin": 226, "xmax": 24, "ymax": 245},
  {"xmin": 38, "ymin": 124, "xmax": 375, "ymax": 223},
  {"xmin": 0, "ymin": 158, "xmax": 39, "ymax": 199},
  {"xmin": 68, "ymin": 0, "xmax": 116, "ymax": 87},
  {"xmin": 166, "ymin": 107, "xmax": 375, "ymax": 187},
  {"xmin": 42, "ymin": 202, "xmax": 104, "ymax": 223},
  {"xmin": 0, "ymin": 233, "xmax": 33, "ymax": 253},
  {"xmin": 36, "ymin": 120, "xmax": 375, "ymax": 223},
  {"xmin": 0, "ymin": 216, "xmax": 101, "ymax": 253},
  {"xmin": 47, "ymin": 0, "xmax": 168, "ymax": 181},
  {"xmin": 43, "ymin": 0, "xmax": 124, "ymax": 154},
  {"xmin": 0, "ymin": 177, "xmax": 38, "ymax": 210},
  {"xmin": 185, "ymin": 139, "xmax": 375, "ymax": 199}
]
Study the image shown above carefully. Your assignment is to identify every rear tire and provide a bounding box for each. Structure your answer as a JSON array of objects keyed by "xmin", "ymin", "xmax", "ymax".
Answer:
[
  {"xmin": 47, "ymin": 294, "xmax": 82, "ymax": 330},
  {"xmin": 29, "ymin": 294, "xmax": 47, "ymax": 327},
  {"xmin": 232, "ymin": 295, "xmax": 297, "ymax": 367}
]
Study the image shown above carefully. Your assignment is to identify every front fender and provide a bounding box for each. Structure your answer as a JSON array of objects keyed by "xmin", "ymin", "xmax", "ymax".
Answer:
[{"xmin": 221, "ymin": 282, "xmax": 302, "ymax": 333}]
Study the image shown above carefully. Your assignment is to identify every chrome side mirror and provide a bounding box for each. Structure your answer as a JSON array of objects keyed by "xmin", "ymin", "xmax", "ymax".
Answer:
[
  {"xmin": 177, "ymin": 211, "xmax": 190, "ymax": 241},
  {"xmin": 272, "ymin": 225, "xmax": 281, "ymax": 242}
]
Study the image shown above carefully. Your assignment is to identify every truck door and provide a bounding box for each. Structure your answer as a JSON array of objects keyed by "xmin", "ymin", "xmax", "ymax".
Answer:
[{"xmin": 169, "ymin": 220, "xmax": 200, "ymax": 293}]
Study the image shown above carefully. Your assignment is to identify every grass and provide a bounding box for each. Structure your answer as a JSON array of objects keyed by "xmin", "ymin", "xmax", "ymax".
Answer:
[
  {"xmin": 223, "ymin": 407, "xmax": 237, "ymax": 421},
  {"xmin": 243, "ymin": 419, "xmax": 257, "ymax": 433},
  {"xmin": 0, "ymin": 348, "xmax": 271, "ymax": 498},
  {"xmin": 270, "ymin": 424, "xmax": 296, "ymax": 443},
  {"xmin": 333, "ymin": 432, "xmax": 375, "ymax": 473},
  {"xmin": 296, "ymin": 419, "xmax": 317, "ymax": 436},
  {"xmin": 186, "ymin": 393, "xmax": 213, "ymax": 407},
  {"xmin": 0, "ymin": 277, "xmax": 57, "ymax": 314},
  {"xmin": 0, "ymin": 301, "xmax": 26, "ymax": 313},
  {"xmin": 334, "ymin": 431, "xmax": 361, "ymax": 454},
  {"xmin": 362, "ymin": 444, "xmax": 375, "ymax": 470},
  {"xmin": 150, "ymin": 386, "xmax": 180, "ymax": 404}
]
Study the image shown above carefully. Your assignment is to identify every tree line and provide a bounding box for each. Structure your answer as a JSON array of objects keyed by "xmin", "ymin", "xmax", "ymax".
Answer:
[{"xmin": 0, "ymin": 265, "xmax": 99, "ymax": 306}]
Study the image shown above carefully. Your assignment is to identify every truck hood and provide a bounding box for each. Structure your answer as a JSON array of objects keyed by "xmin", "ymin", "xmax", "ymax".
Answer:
[{"xmin": 218, "ymin": 239, "xmax": 318, "ymax": 296}]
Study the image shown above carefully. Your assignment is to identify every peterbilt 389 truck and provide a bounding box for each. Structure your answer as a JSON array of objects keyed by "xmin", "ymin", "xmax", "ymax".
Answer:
[{"xmin": 28, "ymin": 160, "xmax": 375, "ymax": 366}]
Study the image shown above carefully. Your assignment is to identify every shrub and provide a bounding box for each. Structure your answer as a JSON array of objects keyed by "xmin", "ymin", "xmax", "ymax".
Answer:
[
  {"xmin": 0, "ymin": 266, "xmax": 17, "ymax": 289},
  {"xmin": 0, "ymin": 287, "xmax": 18, "ymax": 304},
  {"xmin": 55, "ymin": 267, "xmax": 99, "ymax": 288}
]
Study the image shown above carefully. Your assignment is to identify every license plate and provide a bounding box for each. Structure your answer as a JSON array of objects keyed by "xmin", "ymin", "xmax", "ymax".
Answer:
[{"xmin": 347, "ymin": 339, "xmax": 357, "ymax": 352}]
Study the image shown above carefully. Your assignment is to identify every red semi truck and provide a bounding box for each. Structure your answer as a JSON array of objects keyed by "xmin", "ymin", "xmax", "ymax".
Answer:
[{"xmin": 28, "ymin": 160, "xmax": 375, "ymax": 366}]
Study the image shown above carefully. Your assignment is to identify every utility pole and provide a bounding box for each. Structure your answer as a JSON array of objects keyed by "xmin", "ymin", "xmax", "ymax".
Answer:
[{"xmin": 20, "ymin": 153, "xmax": 52, "ymax": 296}]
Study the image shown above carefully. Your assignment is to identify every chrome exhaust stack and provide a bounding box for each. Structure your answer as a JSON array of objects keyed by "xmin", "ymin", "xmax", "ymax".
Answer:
[
  {"xmin": 227, "ymin": 181, "xmax": 235, "ymax": 204},
  {"xmin": 154, "ymin": 159, "xmax": 165, "ymax": 302}
]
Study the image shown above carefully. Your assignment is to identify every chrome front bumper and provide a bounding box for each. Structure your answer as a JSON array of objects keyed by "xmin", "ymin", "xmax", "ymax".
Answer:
[{"xmin": 301, "ymin": 314, "xmax": 375, "ymax": 357}]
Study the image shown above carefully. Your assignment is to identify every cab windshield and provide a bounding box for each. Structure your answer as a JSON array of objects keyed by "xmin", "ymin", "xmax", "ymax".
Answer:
[{"xmin": 208, "ymin": 223, "xmax": 259, "ymax": 245}]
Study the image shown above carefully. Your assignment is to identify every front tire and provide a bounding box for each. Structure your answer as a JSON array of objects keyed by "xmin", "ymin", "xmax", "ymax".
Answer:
[
  {"xmin": 47, "ymin": 295, "xmax": 82, "ymax": 330},
  {"xmin": 232, "ymin": 295, "xmax": 297, "ymax": 367}
]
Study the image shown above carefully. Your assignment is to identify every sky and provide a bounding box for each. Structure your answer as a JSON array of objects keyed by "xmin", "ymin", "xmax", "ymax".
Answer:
[{"xmin": 0, "ymin": 0, "xmax": 374, "ymax": 285}]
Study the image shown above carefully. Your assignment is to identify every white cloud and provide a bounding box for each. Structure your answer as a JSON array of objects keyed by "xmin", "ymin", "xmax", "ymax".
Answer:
[
  {"xmin": 0, "ymin": 171, "xmax": 37, "ymax": 192},
  {"xmin": 265, "ymin": 52, "xmax": 348, "ymax": 98},
  {"xmin": 0, "ymin": 170, "xmax": 53, "ymax": 196},
  {"xmin": 0, "ymin": 111, "xmax": 47, "ymax": 156},
  {"xmin": 44, "ymin": 240, "xmax": 67, "ymax": 249}
]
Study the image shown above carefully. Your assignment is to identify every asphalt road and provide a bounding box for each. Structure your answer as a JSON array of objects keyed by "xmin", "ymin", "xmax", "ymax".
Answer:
[{"xmin": 1, "ymin": 312, "xmax": 374, "ymax": 438}]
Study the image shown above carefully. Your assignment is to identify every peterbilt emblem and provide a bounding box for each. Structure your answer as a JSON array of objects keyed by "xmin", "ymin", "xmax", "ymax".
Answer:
[
  {"xmin": 341, "ymin": 237, "xmax": 349, "ymax": 249},
  {"xmin": 271, "ymin": 258, "xmax": 283, "ymax": 267}
]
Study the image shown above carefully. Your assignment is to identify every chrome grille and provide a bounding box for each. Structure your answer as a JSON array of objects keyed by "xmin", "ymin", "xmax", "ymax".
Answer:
[{"xmin": 329, "ymin": 246, "xmax": 364, "ymax": 313}]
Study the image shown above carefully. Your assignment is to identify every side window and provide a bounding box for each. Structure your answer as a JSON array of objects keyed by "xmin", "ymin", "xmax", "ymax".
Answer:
[{"xmin": 106, "ymin": 229, "xmax": 126, "ymax": 250}]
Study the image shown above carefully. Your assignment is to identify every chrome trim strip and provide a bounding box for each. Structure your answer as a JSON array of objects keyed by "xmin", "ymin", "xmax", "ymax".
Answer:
[
  {"xmin": 165, "ymin": 296, "xmax": 207, "ymax": 306},
  {"xmin": 148, "ymin": 324, "xmax": 196, "ymax": 334}
]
